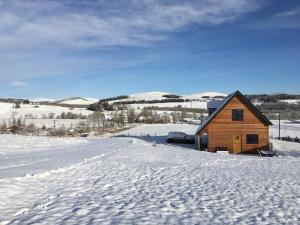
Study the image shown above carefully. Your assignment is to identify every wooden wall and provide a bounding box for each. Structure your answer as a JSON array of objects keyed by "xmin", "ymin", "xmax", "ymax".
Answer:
[{"xmin": 201, "ymin": 96, "xmax": 269, "ymax": 153}]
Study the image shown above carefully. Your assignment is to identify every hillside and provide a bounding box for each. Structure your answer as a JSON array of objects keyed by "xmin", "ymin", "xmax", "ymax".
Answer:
[
  {"xmin": 107, "ymin": 91, "xmax": 227, "ymax": 103},
  {"xmin": 183, "ymin": 92, "xmax": 227, "ymax": 100},
  {"xmin": 30, "ymin": 97, "xmax": 98, "ymax": 106},
  {"xmin": 98, "ymin": 91, "xmax": 227, "ymax": 110}
]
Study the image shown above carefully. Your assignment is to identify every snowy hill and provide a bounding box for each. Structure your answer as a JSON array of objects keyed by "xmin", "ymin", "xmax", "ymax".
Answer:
[
  {"xmin": 128, "ymin": 91, "xmax": 173, "ymax": 101},
  {"xmin": 29, "ymin": 97, "xmax": 98, "ymax": 105},
  {"xmin": 184, "ymin": 92, "xmax": 227, "ymax": 100},
  {"xmin": 104, "ymin": 91, "xmax": 227, "ymax": 110},
  {"xmin": 54, "ymin": 97, "xmax": 99, "ymax": 105},
  {"xmin": 110, "ymin": 91, "xmax": 227, "ymax": 103},
  {"xmin": 28, "ymin": 91, "xmax": 227, "ymax": 108},
  {"xmin": 0, "ymin": 102, "xmax": 92, "ymax": 120},
  {"xmin": 280, "ymin": 99, "xmax": 300, "ymax": 104},
  {"xmin": 30, "ymin": 98, "xmax": 56, "ymax": 103},
  {"xmin": 53, "ymin": 97, "xmax": 98, "ymax": 105}
]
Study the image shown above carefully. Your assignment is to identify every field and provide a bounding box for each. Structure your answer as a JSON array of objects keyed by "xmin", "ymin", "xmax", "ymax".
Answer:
[
  {"xmin": 0, "ymin": 124, "xmax": 299, "ymax": 224},
  {"xmin": 270, "ymin": 120, "xmax": 300, "ymax": 138}
]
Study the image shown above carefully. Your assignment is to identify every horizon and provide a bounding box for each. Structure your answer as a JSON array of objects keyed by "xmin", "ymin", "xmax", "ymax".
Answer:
[
  {"xmin": 0, "ymin": 0, "xmax": 300, "ymax": 98},
  {"xmin": 2, "ymin": 90, "xmax": 300, "ymax": 101}
]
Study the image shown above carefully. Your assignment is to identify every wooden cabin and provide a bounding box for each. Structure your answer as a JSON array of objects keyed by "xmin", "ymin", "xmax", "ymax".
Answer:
[{"xmin": 195, "ymin": 91, "xmax": 272, "ymax": 154}]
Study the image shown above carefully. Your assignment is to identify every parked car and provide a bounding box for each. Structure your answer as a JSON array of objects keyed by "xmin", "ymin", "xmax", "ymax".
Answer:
[
  {"xmin": 80, "ymin": 133, "xmax": 88, "ymax": 138},
  {"xmin": 166, "ymin": 132, "xmax": 195, "ymax": 144}
]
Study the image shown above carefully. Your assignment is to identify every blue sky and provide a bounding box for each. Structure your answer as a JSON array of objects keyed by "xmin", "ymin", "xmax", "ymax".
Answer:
[{"xmin": 0, "ymin": 0, "xmax": 299, "ymax": 98}]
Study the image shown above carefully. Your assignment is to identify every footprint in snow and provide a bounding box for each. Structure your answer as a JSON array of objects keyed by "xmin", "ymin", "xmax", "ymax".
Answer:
[{"xmin": 72, "ymin": 207, "xmax": 89, "ymax": 216}]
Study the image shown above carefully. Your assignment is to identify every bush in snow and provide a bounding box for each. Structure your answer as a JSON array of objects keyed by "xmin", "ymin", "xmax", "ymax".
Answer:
[
  {"xmin": 0, "ymin": 122, "xmax": 7, "ymax": 133},
  {"xmin": 76, "ymin": 121, "xmax": 91, "ymax": 133},
  {"xmin": 277, "ymin": 136, "xmax": 300, "ymax": 143},
  {"xmin": 127, "ymin": 109, "xmax": 136, "ymax": 124},
  {"xmin": 24, "ymin": 123, "xmax": 38, "ymax": 134},
  {"xmin": 88, "ymin": 112, "xmax": 105, "ymax": 130},
  {"xmin": 48, "ymin": 126, "xmax": 67, "ymax": 137},
  {"xmin": 13, "ymin": 102, "xmax": 21, "ymax": 108}
]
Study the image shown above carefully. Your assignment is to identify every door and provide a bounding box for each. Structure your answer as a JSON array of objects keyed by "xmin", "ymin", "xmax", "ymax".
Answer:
[{"xmin": 232, "ymin": 135, "xmax": 242, "ymax": 153}]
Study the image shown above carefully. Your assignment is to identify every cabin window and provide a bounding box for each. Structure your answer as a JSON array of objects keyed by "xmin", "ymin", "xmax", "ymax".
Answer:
[
  {"xmin": 246, "ymin": 134, "xmax": 259, "ymax": 144},
  {"xmin": 232, "ymin": 109, "xmax": 244, "ymax": 121}
]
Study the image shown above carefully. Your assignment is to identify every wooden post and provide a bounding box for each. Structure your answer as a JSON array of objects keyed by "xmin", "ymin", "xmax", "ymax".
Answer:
[
  {"xmin": 278, "ymin": 114, "xmax": 281, "ymax": 139},
  {"xmin": 197, "ymin": 135, "xmax": 201, "ymax": 151}
]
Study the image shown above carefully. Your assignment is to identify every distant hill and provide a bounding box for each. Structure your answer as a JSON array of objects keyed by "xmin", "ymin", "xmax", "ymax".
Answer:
[
  {"xmin": 30, "ymin": 97, "xmax": 98, "ymax": 106},
  {"xmin": 102, "ymin": 91, "xmax": 227, "ymax": 103},
  {"xmin": 183, "ymin": 92, "xmax": 227, "ymax": 100},
  {"xmin": 89, "ymin": 91, "xmax": 228, "ymax": 111},
  {"xmin": 53, "ymin": 97, "xmax": 98, "ymax": 105}
]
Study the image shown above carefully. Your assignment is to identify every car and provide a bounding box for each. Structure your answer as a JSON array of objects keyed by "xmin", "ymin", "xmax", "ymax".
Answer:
[{"xmin": 166, "ymin": 132, "xmax": 195, "ymax": 144}]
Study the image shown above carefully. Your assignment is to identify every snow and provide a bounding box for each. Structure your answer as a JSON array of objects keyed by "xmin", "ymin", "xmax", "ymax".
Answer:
[
  {"xmin": 0, "ymin": 135, "xmax": 89, "ymax": 160},
  {"xmin": 30, "ymin": 97, "xmax": 98, "ymax": 105},
  {"xmin": 0, "ymin": 103, "xmax": 13, "ymax": 115},
  {"xmin": 128, "ymin": 101, "xmax": 207, "ymax": 109},
  {"xmin": 25, "ymin": 91, "xmax": 225, "ymax": 111},
  {"xmin": 0, "ymin": 102, "xmax": 93, "ymax": 128},
  {"xmin": 0, "ymin": 103, "xmax": 92, "ymax": 118},
  {"xmin": 57, "ymin": 97, "xmax": 98, "ymax": 105},
  {"xmin": 0, "ymin": 124, "xmax": 299, "ymax": 224},
  {"xmin": 109, "ymin": 92, "xmax": 172, "ymax": 103},
  {"xmin": 270, "ymin": 120, "xmax": 300, "ymax": 138},
  {"xmin": 129, "ymin": 91, "xmax": 172, "ymax": 101},
  {"xmin": 29, "ymin": 98, "xmax": 56, "ymax": 103},
  {"xmin": 119, "ymin": 123, "xmax": 198, "ymax": 137},
  {"xmin": 279, "ymin": 99, "xmax": 300, "ymax": 104},
  {"xmin": 22, "ymin": 118, "xmax": 87, "ymax": 129},
  {"xmin": 108, "ymin": 91, "xmax": 226, "ymax": 110},
  {"xmin": 272, "ymin": 139, "xmax": 300, "ymax": 157},
  {"xmin": 184, "ymin": 92, "xmax": 227, "ymax": 100}
]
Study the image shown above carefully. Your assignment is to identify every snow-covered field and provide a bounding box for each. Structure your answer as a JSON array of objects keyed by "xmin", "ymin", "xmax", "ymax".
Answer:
[
  {"xmin": 13, "ymin": 118, "xmax": 86, "ymax": 129},
  {"xmin": 55, "ymin": 97, "xmax": 99, "ymax": 105},
  {"xmin": 270, "ymin": 120, "xmax": 300, "ymax": 138},
  {"xmin": 279, "ymin": 99, "xmax": 300, "ymax": 104},
  {"xmin": 0, "ymin": 102, "xmax": 93, "ymax": 128},
  {"xmin": 0, "ymin": 124, "xmax": 299, "ymax": 224},
  {"xmin": 108, "ymin": 91, "xmax": 225, "ymax": 109},
  {"xmin": 0, "ymin": 103, "xmax": 92, "ymax": 119},
  {"xmin": 127, "ymin": 101, "xmax": 207, "ymax": 110}
]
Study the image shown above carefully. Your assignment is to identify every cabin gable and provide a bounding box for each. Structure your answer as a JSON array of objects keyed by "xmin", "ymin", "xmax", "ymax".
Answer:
[
  {"xmin": 196, "ymin": 91, "xmax": 271, "ymax": 153},
  {"xmin": 210, "ymin": 96, "xmax": 264, "ymax": 125}
]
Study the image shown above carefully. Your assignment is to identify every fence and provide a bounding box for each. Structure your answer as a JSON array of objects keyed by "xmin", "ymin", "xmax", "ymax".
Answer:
[{"xmin": 0, "ymin": 118, "xmax": 88, "ymax": 129}]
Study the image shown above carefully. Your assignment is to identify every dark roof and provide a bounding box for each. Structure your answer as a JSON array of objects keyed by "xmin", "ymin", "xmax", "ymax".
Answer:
[
  {"xmin": 195, "ymin": 90, "xmax": 272, "ymax": 135},
  {"xmin": 207, "ymin": 100, "xmax": 224, "ymax": 109}
]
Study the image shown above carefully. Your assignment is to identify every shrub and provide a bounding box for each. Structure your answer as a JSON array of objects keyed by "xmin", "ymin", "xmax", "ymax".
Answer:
[
  {"xmin": 48, "ymin": 126, "xmax": 67, "ymax": 137},
  {"xmin": 24, "ymin": 123, "xmax": 38, "ymax": 134}
]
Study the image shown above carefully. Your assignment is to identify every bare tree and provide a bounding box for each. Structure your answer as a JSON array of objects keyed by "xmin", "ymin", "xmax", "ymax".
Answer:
[{"xmin": 88, "ymin": 112, "xmax": 105, "ymax": 130}]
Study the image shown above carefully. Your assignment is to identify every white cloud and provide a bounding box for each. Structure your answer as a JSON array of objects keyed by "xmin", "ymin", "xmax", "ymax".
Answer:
[
  {"xmin": 252, "ymin": 8, "xmax": 300, "ymax": 29},
  {"xmin": 0, "ymin": 0, "xmax": 265, "ymax": 49},
  {"xmin": 0, "ymin": 0, "xmax": 266, "ymax": 81},
  {"xmin": 10, "ymin": 81, "xmax": 28, "ymax": 87}
]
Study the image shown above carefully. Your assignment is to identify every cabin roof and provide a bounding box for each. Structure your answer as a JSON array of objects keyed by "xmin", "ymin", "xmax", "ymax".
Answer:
[
  {"xmin": 195, "ymin": 90, "xmax": 272, "ymax": 135},
  {"xmin": 207, "ymin": 100, "xmax": 224, "ymax": 109}
]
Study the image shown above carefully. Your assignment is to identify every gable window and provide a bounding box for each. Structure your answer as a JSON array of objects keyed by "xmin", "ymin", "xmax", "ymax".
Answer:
[
  {"xmin": 232, "ymin": 109, "xmax": 243, "ymax": 121},
  {"xmin": 246, "ymin": 134, "xmax": 259, "ymax": 144}
]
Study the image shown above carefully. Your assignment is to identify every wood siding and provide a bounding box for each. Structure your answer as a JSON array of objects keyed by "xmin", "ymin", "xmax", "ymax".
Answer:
[{"xmin": 200, "ymin": 96, "xmax": 269, "ymax": 153}]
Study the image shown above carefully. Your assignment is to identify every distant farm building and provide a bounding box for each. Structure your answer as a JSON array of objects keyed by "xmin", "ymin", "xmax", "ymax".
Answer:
[{"xmin": 195, "ymin": 91, "xmax": 272, "ymax": 154}]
